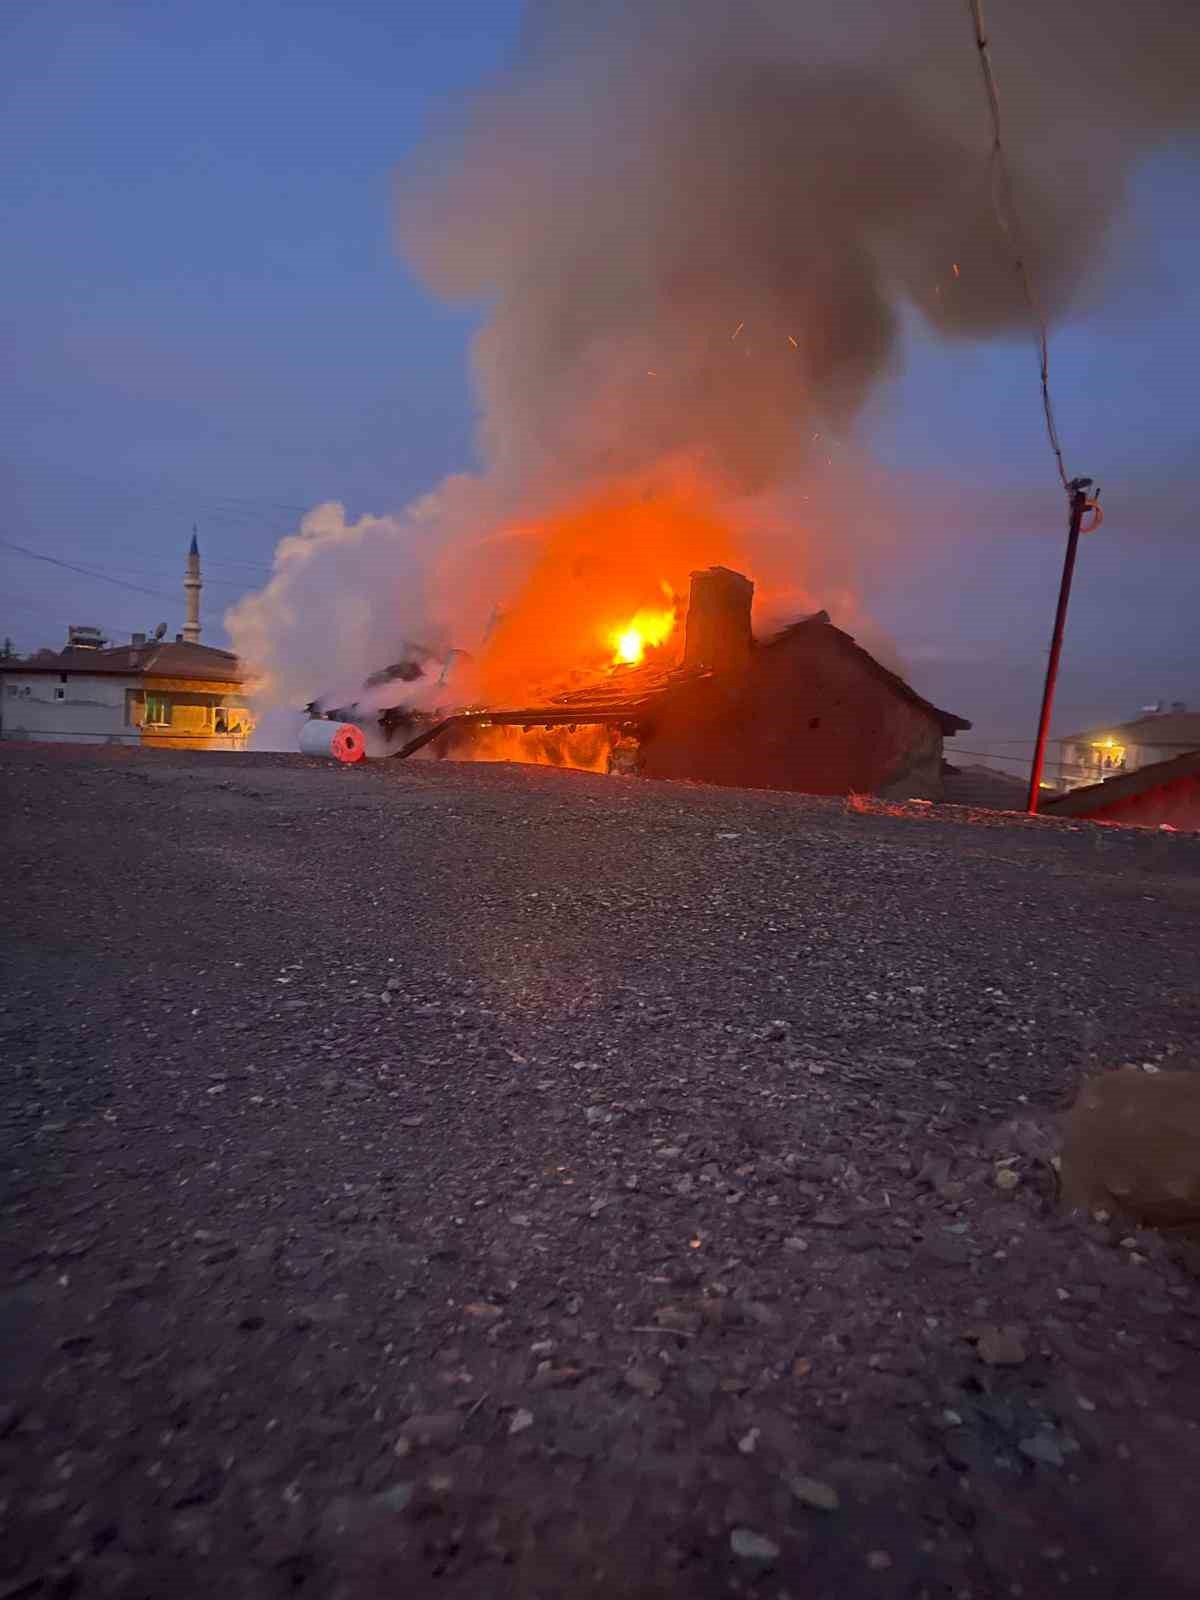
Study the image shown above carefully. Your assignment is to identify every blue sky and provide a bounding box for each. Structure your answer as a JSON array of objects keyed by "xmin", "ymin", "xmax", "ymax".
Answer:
[{"xmin": 2, "ymin": 0, "xmax": 1197, "ymax": 768}]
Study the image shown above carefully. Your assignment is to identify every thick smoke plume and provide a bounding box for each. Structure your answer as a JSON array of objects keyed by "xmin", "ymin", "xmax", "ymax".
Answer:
[{"xmin": 231, "ymin": 0, "xmax": 1199, "ymax": 733}]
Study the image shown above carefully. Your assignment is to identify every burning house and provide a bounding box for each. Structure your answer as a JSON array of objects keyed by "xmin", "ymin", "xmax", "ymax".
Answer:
[
  {"xmin": 233, "ymin": 3, "xmax": 1200, "ymax": 804},
  {"xmin": 310, "ymin": 565, "xmax": 969, "ymax": 800}
]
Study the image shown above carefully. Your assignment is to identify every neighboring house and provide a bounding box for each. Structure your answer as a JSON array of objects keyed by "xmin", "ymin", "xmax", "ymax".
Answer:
[
  {"xmin": 0, "ymin": 637, "xmax": 253, "ymax": 749},
  {"xmin": 0, "ymin": 536, "xmax": 254, "ymax": 750},
  {"xmin": 396, "ymin": 566, "xmax": 970, "ymax": 799},
  {"xmin": 1056, "ymin": 705, "xmax": 1200, "ymax": 792},
  {"xmin": 1043, "ymin": 749, "xmax": 1200, "ymax": 831}
]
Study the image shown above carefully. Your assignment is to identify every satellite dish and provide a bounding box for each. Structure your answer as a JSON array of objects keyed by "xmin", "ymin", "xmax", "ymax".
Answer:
[{"xmin": 153, "ymin": 622, "xmax": 167, "ymax": 640}]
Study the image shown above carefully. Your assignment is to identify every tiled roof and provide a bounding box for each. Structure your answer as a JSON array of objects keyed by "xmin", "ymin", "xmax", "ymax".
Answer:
[
  {"xmin": 760, "ymin": 613, "xmax": 971, "ymax": 736},
  {"xmin": 1057, "ymin": 711, "xmax": 1200, "ymax": 748},
  {"xmin": 0, "ymin": 641, "xmax": 245, "ymax": 683}
]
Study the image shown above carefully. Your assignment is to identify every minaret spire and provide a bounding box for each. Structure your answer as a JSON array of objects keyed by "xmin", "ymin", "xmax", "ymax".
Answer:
[{"xmin": 183, "ymin": 526, "xmax": 202, "ymax": 644}]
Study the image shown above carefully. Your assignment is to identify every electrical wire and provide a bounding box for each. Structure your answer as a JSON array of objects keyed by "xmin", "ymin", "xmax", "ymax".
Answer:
[
  {"xmin": 966, "ymin": 0, "xmax": 1071, "ymax": 493},
  {"xmin": 0, "ymin": 538, "xmax": 176, "ymax": 599},
  {"xmin": 0, "ymin": 537, "xmax": 269, "ymax": 600}
]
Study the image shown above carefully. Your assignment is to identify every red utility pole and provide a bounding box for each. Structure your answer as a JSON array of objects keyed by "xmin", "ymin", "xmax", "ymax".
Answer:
[{"xmin": 1026, "ymin": 477, "xmax": 1097, "ymax": 814}]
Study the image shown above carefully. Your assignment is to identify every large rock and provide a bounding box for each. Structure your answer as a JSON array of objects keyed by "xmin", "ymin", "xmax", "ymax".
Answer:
[{"xmin": 1060, "ymin": 1069, "xmax": 1200, "ymax": 1236}]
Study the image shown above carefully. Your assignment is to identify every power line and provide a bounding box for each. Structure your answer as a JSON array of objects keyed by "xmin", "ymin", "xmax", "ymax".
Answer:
[
  {"xmin": 0, "ymin": 538, "xmax": 269, "ymax": 599},
  {"xmin": 0, "ymin": 538, "xmax": 175, "ymax": 599},
  {"xmin": 965, "ymin": 0, "xmax": 1070, "ymax": 493}
]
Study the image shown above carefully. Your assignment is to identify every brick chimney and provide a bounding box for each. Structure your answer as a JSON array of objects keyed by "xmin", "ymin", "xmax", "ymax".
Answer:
[{"xmin": 683, "ymin": 566, "xmax": 754, "ymax": 676}]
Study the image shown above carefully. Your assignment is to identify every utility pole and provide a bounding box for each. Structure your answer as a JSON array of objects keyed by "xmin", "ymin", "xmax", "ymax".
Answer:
[{"xmin": 1026, "ymin": 477, "xmax": 1101, "ymax": 813}]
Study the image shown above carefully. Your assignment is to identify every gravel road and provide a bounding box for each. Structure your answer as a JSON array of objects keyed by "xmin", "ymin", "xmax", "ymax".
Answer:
[{"xmin": 3, "ymin": 744, "xmax": 1199, "ymax": 1599}]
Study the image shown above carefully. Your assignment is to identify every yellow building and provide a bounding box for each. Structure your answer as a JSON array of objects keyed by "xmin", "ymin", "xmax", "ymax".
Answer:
[{"xmin": 0, "ymin": 535, "xmax": 256, "ymax": 750}]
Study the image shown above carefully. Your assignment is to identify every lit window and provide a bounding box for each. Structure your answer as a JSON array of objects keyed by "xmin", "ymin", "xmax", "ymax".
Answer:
[{"xmin": 145, "ymin": 693, "xmax": 172, "ymax": 726}]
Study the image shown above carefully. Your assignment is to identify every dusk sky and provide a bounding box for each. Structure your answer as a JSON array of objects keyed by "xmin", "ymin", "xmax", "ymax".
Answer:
[{"xmin": 3, "ymin": 0, "xmax": 1197, "ymax": 773}]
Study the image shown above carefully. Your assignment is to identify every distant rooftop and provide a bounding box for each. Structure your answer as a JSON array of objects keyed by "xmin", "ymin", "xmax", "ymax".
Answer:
[
  {"xmin": 1059, "ymin": 709, "xmax": 1200, "ymax": 748},
  {"xmin": 1, "ymin": 639, "xmax": 245, "ymax": 684}
]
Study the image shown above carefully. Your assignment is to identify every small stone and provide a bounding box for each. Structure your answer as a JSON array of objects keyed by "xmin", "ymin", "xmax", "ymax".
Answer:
[
  {"xmin": 866, "ymin": 1550, "xmax": 893, "ymax": 1571},
  {"xmin": 995, "ymin": 1166, "xmax": 1021, "ymax": 1191},
  {"xmin": 975, "ymin": 1325, "xmax": 1027, "ymax": 1366},
  {"xmin": 395, "ymin": 1412, "xmax": 462, "ymax": 1448},
  {"xmin": 372, "ymin": 1482, "xmax": 414, "ymax": 1512},
  {"xmin": 738, "ymin": 1428, "xmax": 760, "ymax": 1455},
  {"xmin": 654, "ymin": 1304, "xmax": 701, "ymax": 1334},
  {"xmin": 508, "ymin": 1408, "xmax": 534, "ymax": 1435},
  {"xmin": 380, "ymin": 991, "xmax": 393, "ymax": 1005},
  {"xmin": 730, "ymin": 1528, "xmax": 779, "ymax": 1562},
  {"xmin": 1061, "ymin": 1070, "xmax": 1200, "ymax": 1232},
  {"xmin": 624, "ymin": 1364, "xmax": 663, "ymax": 1398},
  {"xmin": 386, "ymin": 976, "xmax": 402, "ymax": 991},
  {"xmin": 1076, "ymin": 1395, "xmax": 1096, "ymax": 1412},
  {"xmin": 919, "ymin": 1235, "xmax": 971, "ymax": 1267},
  {"xmin": 531, "ymin": 1363, "xmax": 583, "ymax": 1390},
  {"xmin": 463, "ymin": 1301, "xmax": 503, "ymax": 1321},
  {"xmin": 1019, "ymin": 1434, "xmax": 1064, "ymax": 1468},
  {"xmin": 787, "ymin": 1475, "xmax": 839, "ymax": 1511},
  {"xmin": 784, "ymin": 1236, "xmax": 809, "ymax": 1253}
]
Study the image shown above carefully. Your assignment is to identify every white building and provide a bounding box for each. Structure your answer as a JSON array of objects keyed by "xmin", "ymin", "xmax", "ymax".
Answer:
[
  {"xmin": 0, "ymin": 537, "xmax": 254, "ymax": 749},
  {"xmin": 1056, "ymin": 703, "xmax": 1200, "ymax": 792}
]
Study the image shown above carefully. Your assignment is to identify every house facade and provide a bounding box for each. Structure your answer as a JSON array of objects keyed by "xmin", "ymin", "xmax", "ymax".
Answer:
[
  {"xmin": 1056, "ymin": 705, "xmax": 1200, "ymax": 792},
  {"xmin": 0, "ymin": 638, "xmax": 253, "ymax": 749}
]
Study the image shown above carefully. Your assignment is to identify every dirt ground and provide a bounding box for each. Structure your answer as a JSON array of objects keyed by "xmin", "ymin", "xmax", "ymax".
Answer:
[{"xmin": 2, "ymin": 743, "xmax": 1199, "ymax": 1599}]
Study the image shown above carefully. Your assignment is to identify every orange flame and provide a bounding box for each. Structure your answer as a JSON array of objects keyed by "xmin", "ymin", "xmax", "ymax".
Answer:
[
  {"xmin": 458, "ymin": 469, "xmax": 742, "ymax": 706},
  {"xmin": 608, "ymin": 587, "xmax": 677, "ymax": 666}
]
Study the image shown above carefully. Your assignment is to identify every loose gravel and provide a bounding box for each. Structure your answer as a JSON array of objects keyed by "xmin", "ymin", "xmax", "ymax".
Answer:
[{"xmin": 2, "ymin": 744, "xmax": 1199, "ymax": 1599}]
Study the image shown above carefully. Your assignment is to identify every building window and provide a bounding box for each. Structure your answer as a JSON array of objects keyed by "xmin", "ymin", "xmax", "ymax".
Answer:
[
  {"xmin": 144, "ymin": 692, "xmax": 172, "ymax": 727},
  {"xmin": 54, "ymin": 687, "xmax": 66, "ymax": 701},
  {"xmin": 1091, "ymin": 739, "xmax": 1126, "ymax": 776},
  {"xmin": 214, "ymin": 706, "xmax": 250, "ymax": 736}
]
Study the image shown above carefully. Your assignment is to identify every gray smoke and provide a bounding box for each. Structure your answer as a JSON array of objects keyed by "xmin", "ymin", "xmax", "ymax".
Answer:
[
  {"xmin": 398, "ymin": 0, "xmax": 1199, "ymax": 496},
  {"xmin": 232, "ymin": 0, "xmax": 1198, "ymax": 736}
]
